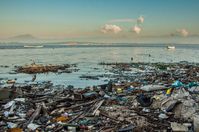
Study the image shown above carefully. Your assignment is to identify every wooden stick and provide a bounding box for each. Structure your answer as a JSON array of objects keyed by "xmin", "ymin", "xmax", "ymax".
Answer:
[
  {"xmin": 27, "ymin": 104, "xmax": 41, "ymax": 125},
  {"xmin": 92, "ymin": 99, "xmax": 104, "ymax": 115}
]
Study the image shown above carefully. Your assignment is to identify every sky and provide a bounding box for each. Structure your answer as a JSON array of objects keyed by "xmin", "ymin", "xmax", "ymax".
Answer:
[{"xmin": 0, "ymin": 0, "xmax": 199, "ymax": 43}]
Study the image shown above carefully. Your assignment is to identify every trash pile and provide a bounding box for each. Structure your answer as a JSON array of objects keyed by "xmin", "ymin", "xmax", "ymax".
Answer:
[
  {"xmin": 15, "ymin": 63, "xmax": 78, "ymax": 74},
  {"xmin": 0, "ymin": 62, "xmax": 199, "ymax": 131}
]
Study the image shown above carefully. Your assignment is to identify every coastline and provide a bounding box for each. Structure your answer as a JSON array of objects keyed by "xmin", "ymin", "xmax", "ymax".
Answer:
[{"xmin": 0, "ymin": 61, "xmax": 199, "ymax": 131}]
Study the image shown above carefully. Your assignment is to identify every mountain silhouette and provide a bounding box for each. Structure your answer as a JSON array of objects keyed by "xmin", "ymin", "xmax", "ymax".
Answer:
[{"xmin": 8, "ymin": 34, "xmax": 38, "ymax": 41}]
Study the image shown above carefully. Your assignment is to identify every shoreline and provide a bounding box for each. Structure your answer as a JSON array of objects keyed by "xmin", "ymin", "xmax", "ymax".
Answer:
[{"xmin": 0, "ymin": 62, "xmax": 199, "ymax": 131}]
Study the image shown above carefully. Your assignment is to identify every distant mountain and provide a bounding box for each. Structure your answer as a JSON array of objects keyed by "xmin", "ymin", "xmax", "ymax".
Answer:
[
  {"xmin": 6, "ymin": 34, "xmax": 39, "ymax": 42},
  {"xmin": 10, "ymin": 34, "xmax": 36, "ymax": 40},
  {"xmin": 1, "ymin": 34, "xmax": 199, "ymax": 44}
]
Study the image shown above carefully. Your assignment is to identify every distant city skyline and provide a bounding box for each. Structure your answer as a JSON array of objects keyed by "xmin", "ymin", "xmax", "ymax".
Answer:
[{"xmin": 0, "ymin": 0, "xmax": 199, "ymax": 43}]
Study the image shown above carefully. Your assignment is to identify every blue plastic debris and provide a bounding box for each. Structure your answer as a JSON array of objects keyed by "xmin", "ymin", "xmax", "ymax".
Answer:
[{"xmin": 172, "ymin": 80, "xmax": 183, "ymax": 88}]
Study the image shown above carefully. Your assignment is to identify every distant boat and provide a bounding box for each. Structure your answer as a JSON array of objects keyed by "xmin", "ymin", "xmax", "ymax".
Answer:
[
  {"xmin": 24, "ymin": 45, "xmax": 44, "ymax": 48},
  {"xmin": 167, "ymin": 45, "xmax": 175, "ymax": 49}
]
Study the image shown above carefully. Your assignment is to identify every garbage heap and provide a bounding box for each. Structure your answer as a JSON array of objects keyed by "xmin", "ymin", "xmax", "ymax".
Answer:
[
  {"xmin": 0, "ymin": 62, "xmax": 199, "ymax": 131},
  {"xmin": 15, "ymin": 63, "xmax": 78, "ymax": 74}
]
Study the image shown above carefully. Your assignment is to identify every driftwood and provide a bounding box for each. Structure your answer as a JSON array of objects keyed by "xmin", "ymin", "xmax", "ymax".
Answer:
[
  {"xmin": 54, "ymin": 106, "xmax": 93, "ymax": 132},
  {"xmin": 50, "ymin": 98, "xmax": 99, "ymax": 115},
  {"xmin": 92, "ymin": 99, "xmax": 104, "ymax": 115},
  {"xmin": 68, "ymin": 111, "xmax": 85, "ymax": 123},
  {"xmin": 54, "ymin": 126, "xmax": 64, "ymax": 132},
  {"xmin": 99, "ymin": 127, "xmax": 116, "ymax": 132},
  {"xmin": 32, "ymin": 98, "xmax": 49, "ymax": 103},
  {"xmin": 41, "ymin": 102, "xmax": 49, "ymax": 117},
  {"xmin": 54, "ymin": 102, "xmax": 72, "ymax": 109},
  {"xmin": 64, "ymin": 98, "xmax": 99, "ymax": 110},
  {"xmin": 46, "ymin": 95, "xmax": 71, "ymax": 106},
  {"xmin": 26, "ymin": 104, "xmax": 42, "ymax": 125},
  {"xmin": 16, "ymin": 64, "xmax": 71, "ymax": 74},
  {"xmin": 99, "ymin": 110, "xmax": 120, "ymax": 123}
]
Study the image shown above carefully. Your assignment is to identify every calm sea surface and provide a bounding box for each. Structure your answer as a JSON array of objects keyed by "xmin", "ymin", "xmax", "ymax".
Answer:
[{"xmin": 0, "ymin": 44, "xmax": 199, "ymax": 87}]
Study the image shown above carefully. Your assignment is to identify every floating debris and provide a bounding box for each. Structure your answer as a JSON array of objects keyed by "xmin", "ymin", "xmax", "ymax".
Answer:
[{"xmin": 15, "ymin": 63, "xmax": 78, "ymax": 74}]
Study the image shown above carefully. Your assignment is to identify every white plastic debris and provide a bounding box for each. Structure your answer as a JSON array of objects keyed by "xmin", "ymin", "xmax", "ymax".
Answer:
[
  {"xmin": 104, "ymin": 94, "xmax": 111, "ymax": 98},
  {"xmin": 188, "ymin": 86, "xmax": 199, "ymax": 92},
  {"xmin": 158, "ymin": 113, "xmax": 168, "ymax": 119},
  {"xmin": 18, "ymin": 113, "xmax": 26, "ymax": 118},
  {"xmin": 4, "ymin": 111, "xmax": 10, "ymax": 117},
  {"xmin": 170, "ymin": 122, "xmax": 188, "ymax": 132},
  {"xmin": 14, "ymin": 98, "xmax": 25, "ymax": 102},
  {"xmin": 140, "ymin": 85, "xmax": 166, "ymax": 91},
  {"xmin": 193, "ymin": 114, "xmax": 199, "ymax": 132},
  {"xmin": 68, "ymin": 126, "xmax": 76, "ymax": 132},
  {"xmin": 7, "ymin": 122, "xmax": 17, "ymax": 128},
  {"xmin": 9, "ymin": 102, "xmax": 16, "ymax": 114},
  {"xmin": 172, "ymin": 88, "xmax": 190, "ymax": 99},
  {"xmin": 3, "ymin": 101, "xmax": 15, "ymax": 109},
  {"xmin": 46, "ymin": 124, "xmax": 55, "ymax": 129},
  {"xmin": 61, "ymin": 112, "xmax": 69, "ymax": 117},
  {"xmin": 181, "ymin": 99, "xmax": 196, "ymax": 119},
  {"xmin": 142, "ymin": 108, "xmax": 150, "ymax": 113},
  {"xmin": 94, "ymin": 110, "xmax": 100, "ymax": 116},
  {"xmin": 27, "ymin": 123, "xmax": 40, "ymax": 130}
]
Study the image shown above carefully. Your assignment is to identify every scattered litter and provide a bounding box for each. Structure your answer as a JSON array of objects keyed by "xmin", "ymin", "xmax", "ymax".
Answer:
[
  {"xmin": 14, "ymin": 98, "xmax": 25, "ymax": 102},
  {"xmin": 158, "ymin": 113, "xmax": 169, "ymax": 119},
  {"xmin": 3, "ymin": 101, "xmax": 15, "ymax": 109},
  {"xmin": 170, "ymin": 122, "xmax": 189, "ymax": 132},
  {"xmin": 140, "ymin": 85, "xmax": 166, "ymax": 91},
  {"xmin": 27, "ymin": 123, "xmax": 40, "ymax": 131},
  {"xmin": 0, "ymin": 62, "xmax": 198, "ymax": 131},
  {"xmin": 7, "ymin": 122, "xmax": 17, "ymax": 128}
]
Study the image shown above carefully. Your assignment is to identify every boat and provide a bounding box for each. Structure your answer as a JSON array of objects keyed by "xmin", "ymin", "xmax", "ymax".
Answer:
[
  {"xmin": 167, "ymin": 45, "xmax": 175, "ymax": 49},
  {"xmin": 24, "ymin": 45, "xmax": 44, "ymax": 48}
]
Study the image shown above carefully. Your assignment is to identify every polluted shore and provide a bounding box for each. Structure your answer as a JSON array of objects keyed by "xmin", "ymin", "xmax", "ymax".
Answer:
[
  {"xmin": 1, "ymin": 0, "xmax": 199, "ymax": 131},
  {"xmin": 0, "ymin": 61, "xmax": 199, "ymax": 131}
]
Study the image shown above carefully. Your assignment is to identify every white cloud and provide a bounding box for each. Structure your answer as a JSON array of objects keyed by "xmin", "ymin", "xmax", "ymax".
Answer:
[
  {"xmin": 132, "ymin": 25, "xmax": 142, "ymax": 34},
  {"xmin": 102, "ymin": 16, "xmax": 144, "ymax": 35},
  {"xmin": 109, "ymin": 19, "xmax": 136, "ymax": 23},
  {"xmin": 101, "ymin": 24, "xmax": 122, "ymax": 34},
  {"xmin": 177, "ymin": 29, "xmax": 189, "ymax": 37},
  {"xmin": 137, "ymin": 16, "xmax": 144, "ymax": 24},
  {"xmin": 109, "ymin": 16, "xmax": 144, "ymax": 24}
]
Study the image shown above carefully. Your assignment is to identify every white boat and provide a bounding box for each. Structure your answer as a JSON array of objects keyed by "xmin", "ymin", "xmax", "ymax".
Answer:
[
  {"xmin": 167, "ymin": 45, "xmax": 175, "ymax": 49},
  {"xmin": 24, "ymin": 45, "xmax": 44, "ymax": 48}
]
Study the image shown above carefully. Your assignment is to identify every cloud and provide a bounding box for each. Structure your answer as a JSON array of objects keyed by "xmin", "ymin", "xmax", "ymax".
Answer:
[
  {"xmin": 137, "ymin": 16, "xmax": 144, "ymax": 24},
  {"xmin": 101, "ymin": 24, "xmax": 122, "ymax": 34},
  {"xmin": 109, "ymin": 16, "xmax": 144, "ymax": 24},
  {"xmin": 109, "ymin": 19, "xmax": 136, "ymax": 23},
  {"xmin": 132, "ymin": 25, "xmax": 142, "ymax": 34},
  {"xmin": 171, "ymin": 29, "xmax": 189, "ymax": 37},
  {"xmin": 177, "ymin": 29, "xmax": 189, "ymax": 37},
  {"xmin": 101, "ymin": 16, "xmax": 144, "ymax": 35}
]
